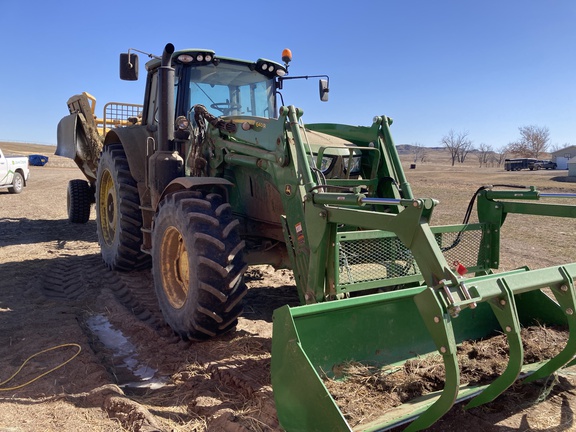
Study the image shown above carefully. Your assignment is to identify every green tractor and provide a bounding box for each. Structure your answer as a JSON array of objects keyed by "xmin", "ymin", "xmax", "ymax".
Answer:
[{"xmin": 57, "ymin": 43, "xmax": 576, "ymax": 431}]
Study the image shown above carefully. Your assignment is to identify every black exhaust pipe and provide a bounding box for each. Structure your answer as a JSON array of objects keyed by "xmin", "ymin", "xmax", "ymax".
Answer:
[
  {"xmin": 149, "ymin": 43, "xmax": 183, "ymax": 208},
  {"xmin": 158, "ymin": 43, "xmax": 175, "ymax": 152}
]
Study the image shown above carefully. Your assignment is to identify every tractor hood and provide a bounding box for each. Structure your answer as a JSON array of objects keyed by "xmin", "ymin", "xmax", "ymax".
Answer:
[
  {"xmin": 302, "ymin": 127, "xmax": 356, "ymax": 152},
  {"xmin": 299, "ymin": 127, "xmax": 362, "ymax": 176}
]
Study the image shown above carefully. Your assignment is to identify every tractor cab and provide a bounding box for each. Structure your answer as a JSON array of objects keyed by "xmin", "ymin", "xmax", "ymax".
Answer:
[{"xmin": 122, "ymin": 48, "xmax": 327, "ymax": 122}]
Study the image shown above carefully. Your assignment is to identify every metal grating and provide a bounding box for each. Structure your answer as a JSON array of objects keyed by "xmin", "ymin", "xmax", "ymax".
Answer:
[
  {"xmin": 336, "ymin": 225, "xmax": 488, "ymax": 289},
  {"xmin": 103, "ymin": 102, "xmax": 143, "ymax": 134},
  {"xmin": 437, "ymin": 229, "xmax": 487, "ymax": 271},
  {"xmin": 338, "ymin": 236, "xmax": 418, "ymax": 286}
]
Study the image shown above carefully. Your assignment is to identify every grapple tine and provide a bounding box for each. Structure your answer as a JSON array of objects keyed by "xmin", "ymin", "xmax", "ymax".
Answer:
[
  {"xmin": 466, "ymin": 279, "xmax": 523, "ymax": 409},
  {"xmin": 407, "ymin": 288, "xmax": 460, "ymax": 432},
  {"xmin": 524, "ymin": 267, "xmax": 576, "ymax": 383}
]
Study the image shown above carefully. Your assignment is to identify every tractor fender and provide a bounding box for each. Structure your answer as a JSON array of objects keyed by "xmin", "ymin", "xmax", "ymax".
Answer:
[
  {"xmin": 104, "ymin": 126, "xmax": 151, "ymax": 185},
  {"xmin": 56, "ymin": 113, "xmax": 79, "ymax": 160},
  {"xmin": 104, "ymin": 126, "xmax": 152, "ymax": 203},
  {"xmin": 56, "ymin": 113, "xmax": 101, "ymax": 183},
  {"xmin": 160, "ymin": 177, "xmax": 234, "ymax": 203}
]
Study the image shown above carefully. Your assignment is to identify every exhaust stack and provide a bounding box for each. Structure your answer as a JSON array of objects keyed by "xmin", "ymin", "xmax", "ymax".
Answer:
[
  {"xmin": 158, "ymin": 43, "xmax": 175, "ymax": 152},
  {"xmin": 149, "ymin": 43, "xmax": 183, "ymax": 207}
]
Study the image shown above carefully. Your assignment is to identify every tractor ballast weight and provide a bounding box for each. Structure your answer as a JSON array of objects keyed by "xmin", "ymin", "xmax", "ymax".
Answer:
[{"xmin": 56, "ymin": 43, "xmax": 576, "ymax": 430}]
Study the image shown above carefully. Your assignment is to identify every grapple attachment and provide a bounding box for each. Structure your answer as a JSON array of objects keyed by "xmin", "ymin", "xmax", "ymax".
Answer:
[
  {"xmin": 271, "ymin": 110, "xmax": 576, "ymax": 431},
  {"xmin": 273, "ymin": 249, "xmax": 576, "ymax": 431}
]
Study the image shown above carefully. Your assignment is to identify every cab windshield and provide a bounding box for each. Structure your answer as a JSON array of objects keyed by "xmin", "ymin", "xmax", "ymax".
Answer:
[{"xmin": 184, "ymin": 61, "xmax": 276, "ymax": 118}]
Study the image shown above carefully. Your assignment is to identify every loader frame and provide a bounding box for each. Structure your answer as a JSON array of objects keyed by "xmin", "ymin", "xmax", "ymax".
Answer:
[{"xmin": 271, "ymin": 107, "xmax": 576, "ymax": 431}]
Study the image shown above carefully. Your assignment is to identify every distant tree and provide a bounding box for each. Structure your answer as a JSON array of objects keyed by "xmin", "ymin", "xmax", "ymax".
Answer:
[
  {"xmin": 550, "ymin": 142, "xmax": 571, "ymax": 153},
  {"xmin": 493, "ymin": 145, "xmax": 509, "ymax": 166},
  {"xmin": 550, "ymin": 143, "xmax": 562, "ymax": 153},
  {"xmin": 508, "ymin": 125, "xmax": 550, "ymax": 158},
  {"xmin": 476, "ymin": 143, "xmax": 493, "ymax": 167},
  {"xmin": 458, "ymin": 141, "xmax": 473, "ymax": 163},
  {"xmin": 441, "ymin": 130, "xmax": 473, "ymax": 166},
  {"xmin": 411, "ymin": 142, "xmax": 427, "ymax": 163}
]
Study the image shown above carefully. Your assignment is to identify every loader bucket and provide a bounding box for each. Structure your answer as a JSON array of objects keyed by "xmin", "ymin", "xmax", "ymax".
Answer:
[{"xmin": 272, "ymin": 263, "xmax": 576, "ymax": 432}]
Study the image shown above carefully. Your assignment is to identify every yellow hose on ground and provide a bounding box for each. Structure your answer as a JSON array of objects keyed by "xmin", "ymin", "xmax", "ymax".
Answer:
[{"xmin": 0, "ymin": 343, "xmax": 82, "ymax": 391}]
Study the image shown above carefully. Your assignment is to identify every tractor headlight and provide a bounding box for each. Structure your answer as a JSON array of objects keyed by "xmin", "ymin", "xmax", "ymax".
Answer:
[
  {"xmin": 320, "ymin": 156, "xmax": 335, "ymax": 172},
  {"xmin": 256, "ymin": 58, "xmax": 287, "ymax": 78},
  {"xmin": 309, "ymin": 155, "xmax": 335, "ymax": 173},
  {"xmin": 177, "ymin": 54, "xmax": 194, "ymax": 63},
  {"xmin": 347, "ymin": 156, "xmax": 362, "ymax": 175},
  {"xmin": 176, "ymin": 50, "xmax": 216, "ymax": 64}
]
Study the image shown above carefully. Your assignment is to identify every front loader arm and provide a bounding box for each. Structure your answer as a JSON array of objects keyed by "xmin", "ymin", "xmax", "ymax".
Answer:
[
  {"xmin": 274, "ymin": 108, "xmax": 576, "ymax": 432},
  {"xmin": 323, "ymin": 197, "xmax": 455, "ymax": 290},
  {"xmin": 282, "ymin": 105, "xmax": 459, "ymax": 303}
]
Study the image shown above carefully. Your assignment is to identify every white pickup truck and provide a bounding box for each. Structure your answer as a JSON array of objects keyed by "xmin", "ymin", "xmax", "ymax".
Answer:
[{"xmin": 0, "ymin": 148, "xmax": 30, "ymax": 194}]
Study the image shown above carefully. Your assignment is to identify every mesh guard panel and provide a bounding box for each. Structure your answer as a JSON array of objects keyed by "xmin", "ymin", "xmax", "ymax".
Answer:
[{"xmin": 335, "ymin": 224, "xmax": 489, "ymax": 294}]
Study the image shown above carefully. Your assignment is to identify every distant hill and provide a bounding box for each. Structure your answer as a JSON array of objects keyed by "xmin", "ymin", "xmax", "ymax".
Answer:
[
  {"xmin": 0, "ymin": 141, "xmax": 56, "ymax": 156},
  {"xmin": 0, "ymin": 141, "xmax": 75, "ymax": 168},
  {"xmin": 4, "ymin": 141, "xmax": 446, "ymax": 157},
  {"xmin": 396, "ymin": 144, "xmax": 443, "ymax": 155},
  {"xmin": 3, "ymin": 140, "xmax": 452, "ymax": 168}
]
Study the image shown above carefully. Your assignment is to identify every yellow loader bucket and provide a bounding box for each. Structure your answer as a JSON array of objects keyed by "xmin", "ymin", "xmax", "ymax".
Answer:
[{"xmin": 272, "ymin": 263, "xmax": 576, "ymax": 431}]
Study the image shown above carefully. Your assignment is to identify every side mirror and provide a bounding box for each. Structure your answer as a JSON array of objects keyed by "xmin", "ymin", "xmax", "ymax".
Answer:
[
  {"xmin": 319, "ymin": 79, "xmax": 329, "ymax": 102},
  {"xmin": 120, "ymin": 53, "xmax": 139, "ymax": 81}
]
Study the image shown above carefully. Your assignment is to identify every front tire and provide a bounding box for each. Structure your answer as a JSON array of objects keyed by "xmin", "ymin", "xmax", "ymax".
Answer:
[
  {"xmin": 152, "ymin": 190, "xmax": 247, "ymax": 340},
  {"xmin": 8, "ymin": 172, "xmax": 23, "ymax": 194},
  {"xmin": 67, "ymin": 179, "xmax": 92, "ymax": 223},
  {"xmin": 96, "ymin": 143, "xmax": 150, "ymax": 270}
]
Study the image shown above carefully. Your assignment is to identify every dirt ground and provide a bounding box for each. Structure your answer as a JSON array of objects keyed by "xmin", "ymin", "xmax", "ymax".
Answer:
[{"xmin": 1, "ymin": 144, "xmax": 576, "ymax": 431}]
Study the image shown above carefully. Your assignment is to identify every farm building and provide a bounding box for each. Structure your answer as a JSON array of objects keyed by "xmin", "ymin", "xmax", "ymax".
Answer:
[
  {"xmin": 569, "ymin": 157, "xmax": 576, "ymax": 176},
  {"xmin": 551, "ymin": 145, "xmax": 576, "ymax": 169}
]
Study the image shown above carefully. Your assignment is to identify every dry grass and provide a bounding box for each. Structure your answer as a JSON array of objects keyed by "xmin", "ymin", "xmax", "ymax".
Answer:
[
  {"xmin": 325, "ymin": 325, "xmax": 568, "ymax": 429},
  {"xmin": 400, "ymin": 149, "xmax": 576, "ymax": 272}
]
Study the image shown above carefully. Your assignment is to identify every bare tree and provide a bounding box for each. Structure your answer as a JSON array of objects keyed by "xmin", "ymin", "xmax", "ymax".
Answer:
[
  {"xmin": 550, "ymin": 142, "xmax": 571, "ymax": 153},
  {"xmin": 458, "ymin": 140, "xmax": 474, "ymax": 163},
  {"xmin": 550, "ymin": 143, "xmax": 562, "ymax": 153},
  {"xmin": 493, "ymin": 145, "xmax": 509, "ymax": 166},
  {"xmin": 508, "ymin": 125, "xmax": 550, "ymax": 158},
  {"xmin": 476, "ymin": 143, "xmax": 493, "ymax": 167},
  {"xmin": 441, "ymin": 130, "xmax": 472, "ymax": 166},
  {"xmin": 411, "ymin": 142, "xmax": 427, "ymax": 163}
]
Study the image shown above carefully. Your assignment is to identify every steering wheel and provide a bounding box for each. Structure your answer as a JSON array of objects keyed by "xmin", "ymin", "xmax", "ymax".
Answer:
[{"xmin": 210, "ymin": 102, "xmax": 242, "ymax": 115}]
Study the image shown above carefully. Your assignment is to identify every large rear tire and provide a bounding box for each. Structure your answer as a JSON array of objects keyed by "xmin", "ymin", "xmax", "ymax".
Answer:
[
  {"xmin": 152, "ymin": 190, "xmax": 247, "ymax": 340},
  {"xmin": 67, "ymin": 179, "xmax": 92, "ymax": 223},
  {"xmin": 96, "ymin": 143, "xmax": 150, "ymax": 270}
]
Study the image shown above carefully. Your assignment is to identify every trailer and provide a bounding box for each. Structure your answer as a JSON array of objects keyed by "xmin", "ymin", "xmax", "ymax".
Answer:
[{"xmin": 504, "ymin": 157, "xmax": 538, "ymax": 171}]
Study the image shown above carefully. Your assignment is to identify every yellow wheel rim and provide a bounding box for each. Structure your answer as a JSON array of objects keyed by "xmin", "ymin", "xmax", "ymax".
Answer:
[
  {"xmin": 160, "ymin": 226, "xmax": 190, "ymax": 309},
  {"xmin": 98, "ymin": 170, "xmax": 117, "ymax": 246}
]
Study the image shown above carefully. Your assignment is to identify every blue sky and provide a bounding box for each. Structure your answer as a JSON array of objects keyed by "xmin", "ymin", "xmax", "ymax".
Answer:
[{"xmin": 0, "ymin": 0, "xmax": 574, "ymax": 150}]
